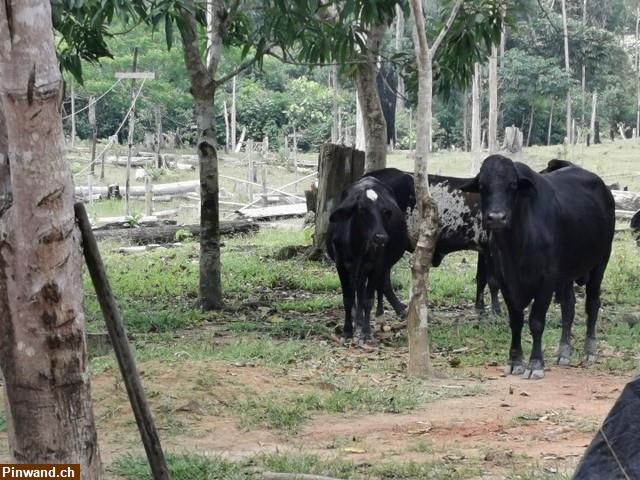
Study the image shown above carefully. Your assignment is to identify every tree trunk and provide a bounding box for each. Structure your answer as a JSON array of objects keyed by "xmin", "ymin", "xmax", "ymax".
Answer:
[
  {"xmin": 526, "ymin": 106, "xmax": 535, "ymax": 147},
  {"xmin": 231, "ymin": 76, "xmax": 237, "ymax": 151},
  {"xmin": 155, "ymin": 106, "xmax": 163, "ymax": 168},
  {"xmin": 462, "ymin": 91, "xmax": 469, "ymax": 152},
  {"xmin": 488, "ymin": 46, "xmax": 499, "ymax": 153},
  {"xmin": 355, "ymin": 92, "xmax": 365, "ymax": 150},
  {"xmin": 355, "ymin": 23, "xmax": 387, "ymax": 172},
  {"xmin": 0, "ymin": 1, "xmax": 102, "ymax": 474},
  {"xmin": 635, "ymin": 7, "xmax": 640, "ymax": 139},
  {"xmin": 590, "ymin": 90, "xmax": 597, "ymax": 142},
  {"xmin": 407, "ymin": 0, "xmax": 462, "ymax": 378},
  {"xmin": 124, "ymin": 47, "xmax": 139, "ymax": 217},
  {"xmin": 70, "ymin": 79, "xmax": 76, "ymax": 148},
  {"xmin": 561, "ymin": 0, "xmax": 572, "ymax": 143},
  {"xmin": 331, "ymin": 65, "xmax": 340, "ymax": 143},
  {"xmin": 548, "ymin": 97, "xmax": 555, "ymax": 145},
  {"xmin": 395, "ymin": 5, "xmax": 406, "ymax": 111},
  {"xmin": 177, "ymin": 1, "xmax": 224, "ymax": 310},
  {"xmin": 471, "ymin": 62, "xmax": 482, "ymax": 174},
  {"xmin": 312, "ymin": 144, "xmax": 365, "ymax": 256}
]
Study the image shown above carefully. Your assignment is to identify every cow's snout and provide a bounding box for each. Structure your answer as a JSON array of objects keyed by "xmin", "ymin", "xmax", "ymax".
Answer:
[
  {"xmin": 485, "ymin": 211, "xmax": 507, "ymax": 229},
  {"xmin": 372, "ymin": 233, "xmax": 388, "ymax": 246}
]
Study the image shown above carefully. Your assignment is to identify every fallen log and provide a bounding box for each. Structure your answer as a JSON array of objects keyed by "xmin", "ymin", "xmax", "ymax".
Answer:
[
  {"xmin": 92, "ymin": 220, "xmax": 258, "ymax": 244},
  {"xmin": 237, "ymin": 203, "xmax": 307, "ymax": 220},
  {"xmin": 110, "ymin": 155, "xmax": 154, "ymax": 167},
  {"xmin": 76, "ymin": 180, "xmax": 199, "ymax": 198},
  {"xmin": 612, "ymin": 190, "xmax": 640, "ymax": 212}
]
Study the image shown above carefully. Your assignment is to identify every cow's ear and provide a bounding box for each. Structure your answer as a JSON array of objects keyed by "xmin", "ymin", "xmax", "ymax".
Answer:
[
  {"xmin": 329, "ymin": 205, "xmax": 355, "ymax": 222},
  {"xmin": 517, "ymin": 177, "xmax": 536, "ymax": 196},
  {"xmin": 458, "ymin": 176, "xmax": 479, "ymax": 193}
]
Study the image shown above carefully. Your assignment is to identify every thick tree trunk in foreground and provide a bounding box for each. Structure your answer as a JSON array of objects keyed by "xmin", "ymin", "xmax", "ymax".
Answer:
[
  {"xmin": 356, "ymin": 23, "xmax": 388, "ymax": 172},
  {"xmin": 407, "ymin": 0, "xmax": 462, "ymax": 377},
  {"xmin": 0, "ymin": 1, "xmax": 102, "ymax": 475},
  {"xmin": 178, "ymin": 1, "xmax": 223, "ymax": 309},
  {"xmin": 313, "ymin": 144, "xmax": 364, "ymax": 256}
]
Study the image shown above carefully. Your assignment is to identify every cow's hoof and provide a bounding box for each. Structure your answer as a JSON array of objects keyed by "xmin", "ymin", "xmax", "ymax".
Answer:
[
  {"xmin": 555, "ymin": 344, "xmax": 571, "ymax": 366},
  {"xmin": 504, "ymin": 362, "xmax": 524, "ymax": 375},
  {"xmin": 394, "ymin": 305, "xmax": 407, "ymax": 317},
  {"xmin": 522, "ymin": 368, "xmax": 545, "ymax": 380},
  {"xmin": 583, "ymin": 339, "xmax": 597, "ymax": 364},
  {"xmin": 375, "ymin": 307, "xmax": 384, "ymax": 317},
  {"xmin": 357, "ymin": 338, "xmax": 377, "ymax": 351},
  {"xmin": 522, "ymin": 359, "xmax": 545, "ymax": 379},
  {"xmin": 342, "ymin": 336, "xmax": 353, "ymax": 346}
]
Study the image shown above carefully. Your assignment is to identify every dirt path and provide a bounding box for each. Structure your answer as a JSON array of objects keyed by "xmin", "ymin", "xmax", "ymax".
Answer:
[{"xmin": 0, "ymin": 359, "xmax": 626, "ymax": 477}]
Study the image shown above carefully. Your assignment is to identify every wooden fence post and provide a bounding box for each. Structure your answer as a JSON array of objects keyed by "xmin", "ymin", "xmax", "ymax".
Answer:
[
  {"xmin": 312, "ymin": 144, "xmax": 365, "ymax": 257},
  {"xmin": 75, "ymin": 203, "xmax": 170, "ymax": 480},
  {"xmin": 261, "ymin": 164, "xmax": 268, "ymax": 206}
]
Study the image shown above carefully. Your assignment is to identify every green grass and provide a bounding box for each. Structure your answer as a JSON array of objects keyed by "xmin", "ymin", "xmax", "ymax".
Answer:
[{"xmin": 112, "ymin": 451, "xmax": 486, "ymax": 480}]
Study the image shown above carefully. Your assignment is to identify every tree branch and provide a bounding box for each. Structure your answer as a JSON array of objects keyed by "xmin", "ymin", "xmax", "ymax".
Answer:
[
  {"xmin": 429, "ymin": 0, "xmax": 464, "ymax": 57},
  {"xmin": 214, "ymin": 43, "xmax": 275, "ymax": 87}
]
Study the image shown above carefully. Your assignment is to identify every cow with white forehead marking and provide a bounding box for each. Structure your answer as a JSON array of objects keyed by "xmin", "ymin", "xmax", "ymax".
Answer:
[
  {"xmin": 364, "ymin": 168, "xmax": 501, "ymax": 316},
  {"xmin": 327, "ymin": 176, "xmax": 411, "ymax": 344}
]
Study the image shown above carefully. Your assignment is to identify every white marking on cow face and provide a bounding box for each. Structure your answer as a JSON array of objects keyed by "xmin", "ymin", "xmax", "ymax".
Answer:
[{"xmin": 366, "ymin": 189, "xmax": 378, "ymax": 202}]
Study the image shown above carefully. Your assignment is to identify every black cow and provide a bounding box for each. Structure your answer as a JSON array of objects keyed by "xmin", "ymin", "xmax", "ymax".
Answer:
[
  {"xmin": 364, "ymin": 168, "xmax": 501, "ymax": 315},
  {"xmin": 327, "ymin": 176, "xmax": 411, "ymax": 344},
  {"xmin": 459, "ymin": 155, "xmax": 615, "ymax": 379}
]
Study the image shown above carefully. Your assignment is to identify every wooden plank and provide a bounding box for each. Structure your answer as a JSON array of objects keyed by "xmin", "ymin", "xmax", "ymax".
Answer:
[
  {"xmin": 74, "ymin": 203, "xmax": 170, "ymax": 480},
  {"xmin": 115, "ymin": 72, "xmax": 156, "ymax": 80},
  {"xmin": 237, "ymin": 203, "xmax": 307, "ymax": 220}
]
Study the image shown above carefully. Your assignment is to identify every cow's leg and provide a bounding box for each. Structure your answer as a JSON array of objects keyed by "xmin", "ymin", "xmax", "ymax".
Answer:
[
  {"xmin": 474, "ymin": 253, "xmax": 488, "ymax": 314},
  {"xmin": 383, "ymin": 269, "xmax": 406, "ymax": 316},
  {"xmin": 505, "ymin": 303, "xmax": 525, "ymax": 375},
  {"xmin": 337, "ymin": 264, "xmax": 355, "ymax": 342},
  {"xmin": 523, "ymin": 287, "xmax": 554, "ymax": 379},
  {"xmin": 360, "ymin": 276, "xmax": 377, "ymax": 343},
  {"xmin": 583, "ymin": 264, "xmax": 606, "ymax": 363},
  {"xmin": 375, "ymin": 285, "xmax": 384, "ymax": 317},
  {"xmin": 485, "ymin": 254, "xmax": 502, "ymax": 315},
  {"xmin": 555, "ymin": 282, "xmax": 575, "ymax": 366}
]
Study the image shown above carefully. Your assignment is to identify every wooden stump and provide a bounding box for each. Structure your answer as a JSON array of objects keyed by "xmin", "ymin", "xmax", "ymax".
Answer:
[
  {"xmin": 305, "ymin": 183, "xmax": 318, "ymax": 213},
  {"xmin": 502, "ymin": 126, "xmax": 523, "ymax": 153},
  {"xmin": 312, "ymin": 144, "xmax": 364, "ymax": 257}
]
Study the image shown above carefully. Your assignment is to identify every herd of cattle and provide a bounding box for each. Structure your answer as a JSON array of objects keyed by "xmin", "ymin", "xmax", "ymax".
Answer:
[{"xmin": 327, "ymin": 154, "xmax": 616, "ymax": 380}]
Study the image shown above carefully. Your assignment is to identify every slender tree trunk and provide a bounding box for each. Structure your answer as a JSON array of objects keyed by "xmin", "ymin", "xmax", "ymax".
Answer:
[
  {"xmin": 407, "ymin": 0, "xmax": 463, "ymax": 378},
  {"xmin": 471, "ymin": 62, "xmax": 482, "ymax": 174},
  {"xmin": 0, "ymin": 1, "xmax": 102, "ymax": 474},
  {"xmin": 124, "ymin": 47, "xmax": 139, "ymax": 217},
  {"xmin": 356, "ymin": 23, "xmax": 388, "ymax": 172},
  {"xmin": 331, "ymin": 65, "xmax": 340, "ymax": 143},
  {"xmin": 223, "ymin": 100, "xmax": 230, "ymax": 153},
  {"xmin": 178, "ymin": 2, "xmax": 223, "ymax": 310},
  {"xmin": 635, "ymin": 7, "xmax": 640, "ymax": 136},
  {"xmin": 488, "ymin": 46, "xmax": 499, "ymax": 153},
  {"xmin": 581, "ymin": 0, "xmax": 587, "ymax": 127},
  {"xmin": 548, "ymin": 97, "xmax": 555, "ymax": 146},
  {"xmin": 395, "ymin": 5, "xmax": 405, "ymax": 111},
  {"xmin": 462, "ymin": 90, "xmax": 469, "ymax": 152},
  {"xmin": 526, "ymin": 106, "xmax": 535, "ymax": 147},
  {"xmin": 590, "ymin": 90, "xmax": 597, "ymax": 141},
  {"xmin": 355, "ymin": 91, "xmax": 366, "ymax": 150},
  {"xmin": 70, "ymin": 79, "xmax": 76, "ymax": 148},
  {"xmin": 561, "ymin": 0, "xmax": 572, "ymax": 143},
  {"xmin": 231, "ymin": 76, "xmax": 237, "ymax": 151}
]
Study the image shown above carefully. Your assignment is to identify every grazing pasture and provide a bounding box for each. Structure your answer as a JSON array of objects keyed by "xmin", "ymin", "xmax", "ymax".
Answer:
[{"xmin": 1, "ymin": 143, "xmax": 636, "ymax": 478}]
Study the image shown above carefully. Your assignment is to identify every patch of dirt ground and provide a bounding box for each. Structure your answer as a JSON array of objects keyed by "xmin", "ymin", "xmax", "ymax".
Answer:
[{"xmin": 0, "ymin": 354, "xmax": 627, "ymax": 478}]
